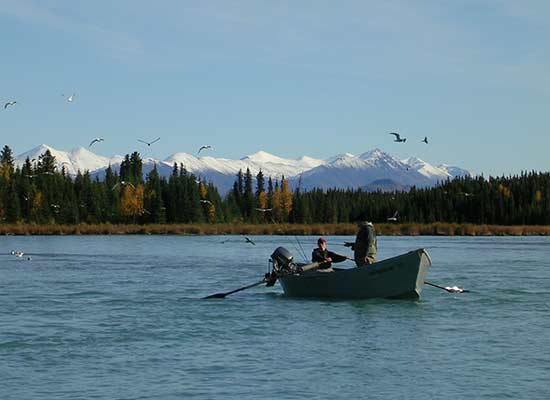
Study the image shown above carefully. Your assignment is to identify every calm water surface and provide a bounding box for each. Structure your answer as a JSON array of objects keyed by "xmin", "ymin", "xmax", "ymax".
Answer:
[{"xmin": 1, "ymin": 235, "xmax": 549, "ymax": 399}]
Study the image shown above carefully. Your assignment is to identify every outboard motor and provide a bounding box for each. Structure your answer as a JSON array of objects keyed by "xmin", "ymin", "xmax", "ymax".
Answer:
[
  {"xmin": 266, "ymin": 247, "xmax": 295, "ymax": 286},
  {"xmin": 270, "ymin": 247, "xmax": 294, "ymax": 273}
]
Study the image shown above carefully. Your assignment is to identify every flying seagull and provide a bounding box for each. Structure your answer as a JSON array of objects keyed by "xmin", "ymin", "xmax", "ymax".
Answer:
[
  {"xmin": 421, "ymin": 136, "xmax": 429, "ymax": 144},
  {"xmin": 387, "ymin": 211, "xmax": 398, "ymax": 222},
  {"xmin": 389, "ymin": 132, "xmax": 406, "ymax": 143},
  {"xmin": 24, "ymin": 171, "xmax": 55, "ymax": 178},
  {"xmin": 112, "ymin": 181, "xmax": 136, "ymax": 191},
  {"xmin": 4, "ymin": 101, "xmax": 17, "ymax": 109},
  {"xmin": 138, "ymin": 137, "xmax": 160, "ymax": 146},
  {"xmin": 200, "ymin": 199, "xmax": 212, "ymax": 205},
  {"xmin": 62, "ymin": 93, "xmax": 76, "ymax": 103},
  {"xmin": 198, "ymin": 145, "xmax": 212, "ymax": 154},
  {"xmin": 245, "ymin": 236, "xmax": 256, "ymax": 246},
  {"xmin": 255, "ymin": 208, "xmax": 272, "ymax": 213},
  {"xmin": 89, "ymin": 138, "xmax": 104, "ymax": 147}
]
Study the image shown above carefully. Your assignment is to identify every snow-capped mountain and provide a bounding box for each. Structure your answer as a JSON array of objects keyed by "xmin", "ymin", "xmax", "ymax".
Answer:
[
  {"xmin": 403, "ymin": 157, "xmax": 470, "ymax": 181},
  {"xmin": 14, "ymin": 145, "xmax": 470, "ymax": 193},
  {"xmin": 296, "ymin": 149, "xmax": 434, "ymax": 191},
  {"xmin": 14, "ymin": 144, "xmax": 123, "ymax": 176},
  {"xmin": 436, "ymin": 164, "xmax": 471, "ymax": 179}
]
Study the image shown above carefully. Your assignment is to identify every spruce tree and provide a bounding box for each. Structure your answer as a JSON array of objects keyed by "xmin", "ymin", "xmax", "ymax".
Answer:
[{"xmin": 244, "ymin": 168, "xmax": 254, "ymax": 220}]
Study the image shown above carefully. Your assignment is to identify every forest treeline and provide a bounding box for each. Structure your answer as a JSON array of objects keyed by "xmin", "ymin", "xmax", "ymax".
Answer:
[{"xmin": 1, "ymin": 145, "xmax": 549, "ymax": 226}]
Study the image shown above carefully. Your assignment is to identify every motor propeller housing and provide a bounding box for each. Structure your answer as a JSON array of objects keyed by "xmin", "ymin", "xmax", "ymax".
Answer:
[{"xmin": 270, "ymin": 247, "xmax": 295, "ymax": 273}]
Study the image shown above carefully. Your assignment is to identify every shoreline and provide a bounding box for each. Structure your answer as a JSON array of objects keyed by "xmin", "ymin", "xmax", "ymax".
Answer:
[{"xmin": 1, "ymin": 223, "xmax": 550, "ymax": 236}]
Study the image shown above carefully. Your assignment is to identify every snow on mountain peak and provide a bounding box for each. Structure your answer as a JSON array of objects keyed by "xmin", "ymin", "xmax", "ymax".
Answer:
[
  {"xmin": 402, "ymin": 156, "xmax": 452, "ymax": 180},
  {"xmin": 241, "ymin": 151, "xmax": 292, "ymax": 165},
  {"xmin": 358, "ymin": 148, "xmax": 387, "ymax": 161},
  {"xmin": 14, "ymin": 143, "xmax": 470, "ymax": 193},
  {"xmin": 295, "ymin": 155, "xmax": 324, "ymax": 169},
  {"xmin": 325, "ymin": 153, "xmax": 355, "ymax": 164},
  {"xmin": 437, "ymin": 164, "xmax": 471, "ymax": 178},
  {"xmin": 402, "ymin": 156, "xmax": 426, "ymax": 168}
]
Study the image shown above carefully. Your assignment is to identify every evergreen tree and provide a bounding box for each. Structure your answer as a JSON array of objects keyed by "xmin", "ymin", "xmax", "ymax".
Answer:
[
  {"xmin": 243, "ymin": 168, "xmax": 254, "ymax": 220},
  {"xmin": 145, "ymin": 164, "xmax": 166, "ymax": 223},
  {"xmin": 129, "ymin": 152, "xmax": 144, "ymax": 184},
  {"xmin": 0, "ymin": 145, "xmax": 15, "ymax": 181}
]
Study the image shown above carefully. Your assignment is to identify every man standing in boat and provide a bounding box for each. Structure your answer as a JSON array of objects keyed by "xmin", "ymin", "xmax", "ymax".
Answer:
[
  {"xmin": 312, "ymin": 237, "xmax": 349, "ymax": 272},
  {"xmin": 345, "ymin": 221, "xmax": 377, "ymax": 266}
]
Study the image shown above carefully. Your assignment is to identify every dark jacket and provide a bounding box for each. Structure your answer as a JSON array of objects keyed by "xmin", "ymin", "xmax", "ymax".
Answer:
[
  {"xmin": 350, "ymin": 222, "xmax": 377, "ymax": 266},
  {"xmin": 311, "ymin": 247, "xmax": 348, "ymax": 269}
]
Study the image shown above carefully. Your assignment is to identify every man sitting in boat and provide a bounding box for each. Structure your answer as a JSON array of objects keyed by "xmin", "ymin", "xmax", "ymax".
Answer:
[
  {"xmin": 345, "ymin": 221, "xmax": 377, "ymax": 266},
  {"xmin": 312, "ymin": 237, "xmax": 349, "ymax": 272}
]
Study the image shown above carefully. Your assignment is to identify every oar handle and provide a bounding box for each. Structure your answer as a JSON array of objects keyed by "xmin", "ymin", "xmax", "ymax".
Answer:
[{"xmin": 298, "ymin": 262, "xmax": 320, "ymax": 273}]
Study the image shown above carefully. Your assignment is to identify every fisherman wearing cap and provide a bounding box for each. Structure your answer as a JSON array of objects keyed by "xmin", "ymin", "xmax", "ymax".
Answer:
[
  {"xmin": 311, "ymin": 237, "xmax": 350, "ymax": 272},
  {"xmin": 345, "ymin": 221, "xmax": 377, "ymax": 266}
]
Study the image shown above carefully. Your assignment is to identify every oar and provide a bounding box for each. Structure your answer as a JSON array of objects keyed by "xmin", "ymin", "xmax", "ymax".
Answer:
[
  {"xmin": 204, "ymin": 278, "xmax": 268, "ymax": 299},
  {"xmin": 204, "ymin": 262, "xmax": 321, "ymax": 299},
  {"xmin": 425, "ymin": 281, "xmax": 469, "ymax": 293}
]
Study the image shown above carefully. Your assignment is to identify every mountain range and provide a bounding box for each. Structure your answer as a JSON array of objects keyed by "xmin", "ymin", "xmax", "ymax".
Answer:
[{"xmin": 14, "ymin": 144, "xmax": 470, "ymax": 193}]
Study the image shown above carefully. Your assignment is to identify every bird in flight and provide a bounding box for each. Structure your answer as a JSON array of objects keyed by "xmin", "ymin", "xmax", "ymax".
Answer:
[
  {"xmin": 112, "ymin": 181, "xmax": 136, "ymax": 191},
  {"xmin": 387, "ymin": 211, "xmax": 398, "ymax": 222},
  {"xmin": 389, "ymin": 132, "xmax": 406, "ymax": 142},
  {"xmin": 421, "ymin": 136, "xmax": 429, "ymax": 144},
  {"xmin": 200, "ymin": 199, "xmax": 212, "ymax": 205},
  {"xmin": 89, "ymin": 138, "xmax": 104, "ymax": 147},
  {"xmin": 4, "ymin": 101, "xmax": 17, "ymax": 109},
  {"xmin": 198, "ymin": 145, "xmax": 212, "ymax": 154},
  {"xmin": 25, "ymin": 171, "xmax": 55, "ymax": 178},
  {"xmin": 255, "ymin": 208, "xmax": 272, "ymax": 212},
  {"xmin": 62, "ymin": 93, "xmax": 76, "ymax": 103},
  {"xmin": 138, "ymin": 137, "xmax": 160, "ymax": 146},
  {"xmin": 245, "ymin": 236, "xmax": 256, "ymax": 246}
]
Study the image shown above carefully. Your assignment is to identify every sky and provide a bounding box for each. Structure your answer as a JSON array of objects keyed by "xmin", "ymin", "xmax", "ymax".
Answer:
[{"xmin": 1, "ymin": 0, "xmax": 549, "ymax": 176}]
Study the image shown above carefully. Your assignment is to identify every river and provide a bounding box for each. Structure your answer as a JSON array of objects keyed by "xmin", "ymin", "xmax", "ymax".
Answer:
[{"xmin": 1, "ymin": 235, "xmax": 549, "ymax": 399}]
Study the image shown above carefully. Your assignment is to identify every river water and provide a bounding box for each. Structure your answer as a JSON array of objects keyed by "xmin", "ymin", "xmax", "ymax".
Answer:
[{"xmin": 1, "ymin": 235, "xmax": 549, "ymax": 399}]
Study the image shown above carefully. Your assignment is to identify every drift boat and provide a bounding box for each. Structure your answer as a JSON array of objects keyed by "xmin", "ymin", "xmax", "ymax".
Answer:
[{"xmin": 270, "ymin": 247, "xmax": 432, "ymax": 299}]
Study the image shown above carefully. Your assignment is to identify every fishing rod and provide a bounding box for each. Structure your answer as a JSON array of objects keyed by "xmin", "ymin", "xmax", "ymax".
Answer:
[{"xmin": 294, "ymin": 236, "xmax": 308, "ymax": 263}]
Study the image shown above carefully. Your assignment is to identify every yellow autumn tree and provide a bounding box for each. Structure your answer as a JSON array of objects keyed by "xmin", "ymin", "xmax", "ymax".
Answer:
[
  {"xmin": 258, "ymin": 191, "xmax": 268, "ymax": 210},
  {"xmin": 207, "ymin": 203, "xmax": 216, "ymax": 222},
  {"xmin": 272, "ymin": 187, "xmax": 282, "ymax": 222},
  {"xmin": 199, "ymin": 183, "xmax": 207, "ymax": 200},
  {"xmin": 498, "ymin": 183, "xmax": 511, "ymax": 199},
  {"xmin": 280, "ymin": 176, "xmax": 293, "ymax": 221},
  {"xmin": 119, "ymin": 184, "xmax": 144, "ymax": 221}
]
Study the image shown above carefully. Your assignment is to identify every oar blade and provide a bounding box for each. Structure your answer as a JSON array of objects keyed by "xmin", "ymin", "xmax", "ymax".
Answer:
[
  {"xmin": 203, "ymin": 292, "xmax": 229, "ymax": 299},
  {"xmin": 203, "ymin": 278, "xmax": 267, "ymax": 299},
  {"xmin": 425, "ymin": 281, "xmax": 468, "ymax": 294}
]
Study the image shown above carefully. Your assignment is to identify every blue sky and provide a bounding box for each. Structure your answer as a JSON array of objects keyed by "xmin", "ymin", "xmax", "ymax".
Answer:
[{"xmin": 1, "ymin": 0, "xmax": 549, "ymax": 176}]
